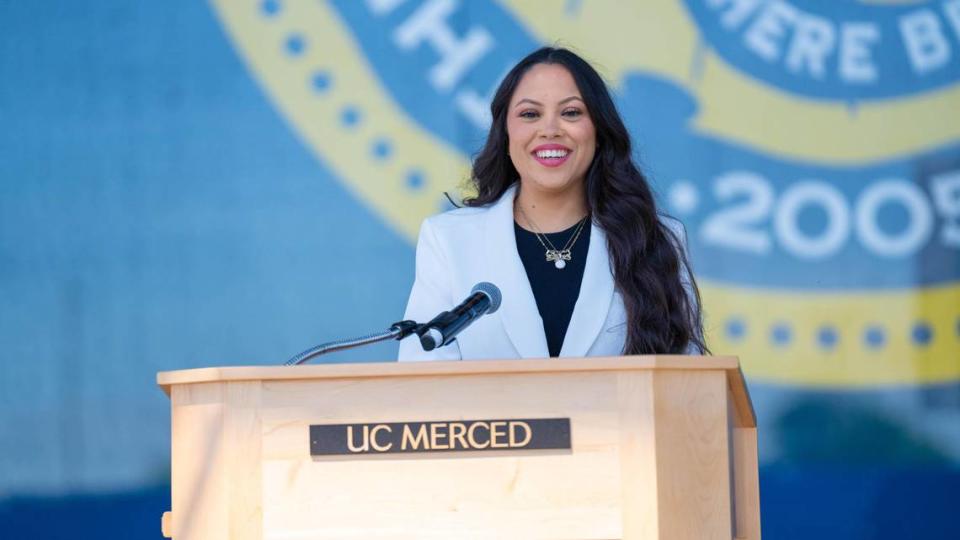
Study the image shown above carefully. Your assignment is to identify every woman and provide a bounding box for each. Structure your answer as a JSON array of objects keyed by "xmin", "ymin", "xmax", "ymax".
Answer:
[{"xmin": 399, "ymin": 47, "xmax": 707, "ymax": 361}]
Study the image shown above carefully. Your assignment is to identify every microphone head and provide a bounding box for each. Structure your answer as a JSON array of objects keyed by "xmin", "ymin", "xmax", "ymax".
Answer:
[
  {"xmin": 419, "ymin": 327, "xmax": 442, "ymax": 351},
  {"xmin": 471, "ymin": 282, "xmax": 502, "ymax": 314}
]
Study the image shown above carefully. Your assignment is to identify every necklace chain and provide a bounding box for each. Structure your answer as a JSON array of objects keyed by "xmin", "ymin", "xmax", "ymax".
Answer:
[{"xmin": 516, "ymin": 204, "xmax": 589, "ymax": 269}]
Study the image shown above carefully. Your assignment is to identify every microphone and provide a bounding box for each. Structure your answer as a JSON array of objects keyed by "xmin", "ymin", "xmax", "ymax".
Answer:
[{"xmin": 418, "ymin": 282, "xmax": 502, "ymax": 351}]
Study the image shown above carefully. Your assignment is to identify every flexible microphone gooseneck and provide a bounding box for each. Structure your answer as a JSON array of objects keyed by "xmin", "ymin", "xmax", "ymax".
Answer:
[
  {"xmin": 285, "ymin": 320, "xmax": 419, "ymax": 365},
  {"xmin": 283, "ymin": 282, "xmax": 502, "ymax": 364},
  {"xmin": 418, "ymin": 282, "xmax": 502, "ymax": 351}
]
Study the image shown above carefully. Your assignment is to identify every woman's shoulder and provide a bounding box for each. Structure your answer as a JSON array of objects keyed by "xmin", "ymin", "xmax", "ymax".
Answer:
[
  {"xmin": 422, "ymin": 203, "xmax": 491, "ymax": 234},
  {"xmin": 657, "ymin": 214, "xmax": 689, "ymax": 246},
  {"xmin": 414, "ymin": 204, "xmax": 493, "ymax": 265},
  {"xmin": 658, "ymin": 213, "xmax": 686, "ymax": 233}
]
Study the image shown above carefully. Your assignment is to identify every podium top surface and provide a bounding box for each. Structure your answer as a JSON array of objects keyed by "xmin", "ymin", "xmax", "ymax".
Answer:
[{"xmin": 157, "ymin": 356, "xmax": 753, "ymax": 426}]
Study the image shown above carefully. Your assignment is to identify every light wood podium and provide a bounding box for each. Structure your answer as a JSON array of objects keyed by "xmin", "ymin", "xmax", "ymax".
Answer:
[{"xmin": 158, "ymin": 356, "xmax": 759, "ymax": 539}]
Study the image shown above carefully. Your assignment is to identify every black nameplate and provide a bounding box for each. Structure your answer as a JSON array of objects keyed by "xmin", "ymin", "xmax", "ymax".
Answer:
[{"xmin": 310, "ymin": 418, "xmax": 571, "ymax": 456}]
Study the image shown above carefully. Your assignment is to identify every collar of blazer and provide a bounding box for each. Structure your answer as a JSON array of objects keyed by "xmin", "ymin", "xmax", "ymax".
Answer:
[{"xmin": 483, "ymin": 184, "xmax": 616, "ymax": 358}]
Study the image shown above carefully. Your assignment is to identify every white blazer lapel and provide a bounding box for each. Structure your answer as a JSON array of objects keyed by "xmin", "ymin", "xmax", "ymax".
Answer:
[
  {"xmin": 484, "ymin": 185, "xmax": 550, "ymax": 358},
  {"xmin": 559, "ymin": 223, "xmax": 616, "ymax": 357}
]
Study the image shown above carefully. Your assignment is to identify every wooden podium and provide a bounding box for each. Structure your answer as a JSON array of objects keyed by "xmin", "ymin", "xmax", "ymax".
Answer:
[{"xmin": 158, "ymin": 356, "xmax": 759, "ymax": 539}]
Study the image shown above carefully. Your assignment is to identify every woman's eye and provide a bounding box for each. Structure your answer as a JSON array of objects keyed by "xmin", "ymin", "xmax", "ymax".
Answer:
[
  {"xmin": 519, "ymin": 110, "xmax": 539, "ymax": 119},
  {"xmin": 562, "ymin": 108, "xmax": 583, "ymax": 118}
]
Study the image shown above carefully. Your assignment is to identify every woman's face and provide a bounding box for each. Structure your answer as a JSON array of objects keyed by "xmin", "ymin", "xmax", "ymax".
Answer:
[{"xmin": 506, "ymin": 63, "xmax": 596, "ymax": 198}]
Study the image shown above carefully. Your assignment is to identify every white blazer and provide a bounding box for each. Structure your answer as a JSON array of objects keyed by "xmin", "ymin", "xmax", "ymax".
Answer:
[{"xmin": 398, "ymin": 184, "xmax": 629, "ymax": 361}]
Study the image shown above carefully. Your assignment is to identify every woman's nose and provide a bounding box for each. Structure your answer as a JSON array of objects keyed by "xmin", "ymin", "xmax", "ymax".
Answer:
[{"xmin": 539, "ymin": 114, "xmax": 562, "ymax": 138}]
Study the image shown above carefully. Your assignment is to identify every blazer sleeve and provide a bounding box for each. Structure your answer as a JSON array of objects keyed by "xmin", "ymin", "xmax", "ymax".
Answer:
[{"xmin": 398, "ymin": 218, "xmax": 463, "ymax": 362}]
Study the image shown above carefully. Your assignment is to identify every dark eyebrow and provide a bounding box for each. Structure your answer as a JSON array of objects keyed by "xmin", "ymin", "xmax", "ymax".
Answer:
[
  {"xmin": 514, "ymin": 98, "xmax": 542, "ymax": 108},
  {"xmin": 513, "ymin": 96, "xmax": 583, "ymax": 108}
]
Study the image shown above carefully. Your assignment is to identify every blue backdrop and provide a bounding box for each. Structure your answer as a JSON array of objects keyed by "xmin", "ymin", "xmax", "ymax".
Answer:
[{"xmin": 1, "ymin": 1, "xmax": 958, "ymax": 538}]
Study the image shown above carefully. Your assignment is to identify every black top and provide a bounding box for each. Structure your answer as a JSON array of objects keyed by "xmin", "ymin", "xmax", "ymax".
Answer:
[{"xmin": 514, "ymin": 219, "xmax": 590, "ymax": 357}]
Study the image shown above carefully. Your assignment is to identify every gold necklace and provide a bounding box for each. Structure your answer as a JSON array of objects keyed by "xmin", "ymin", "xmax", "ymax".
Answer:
[{"xmin": 516, "ymin": 205, "xmax": 589, "ymax": 270}]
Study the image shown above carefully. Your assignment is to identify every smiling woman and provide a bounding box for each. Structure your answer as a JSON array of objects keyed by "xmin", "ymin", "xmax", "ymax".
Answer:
[{"xmin": 399, "ymin": 47, "xmax": 707, "ymax": 361}]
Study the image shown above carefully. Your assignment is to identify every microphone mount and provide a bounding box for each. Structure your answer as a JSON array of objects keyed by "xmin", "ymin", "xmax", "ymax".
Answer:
[
  {"xmin": 285, "ymin": 282, "xmax": 501, "ymax": 364},
  {"xmin": 285, "ymin": 320, "xmax": 420, "ymax": 366}
]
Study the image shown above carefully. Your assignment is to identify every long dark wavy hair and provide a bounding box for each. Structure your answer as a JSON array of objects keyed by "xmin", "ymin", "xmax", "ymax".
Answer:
[{"xmin": 464, "ymin": 47, "xmax": 708, "ymax": 355}]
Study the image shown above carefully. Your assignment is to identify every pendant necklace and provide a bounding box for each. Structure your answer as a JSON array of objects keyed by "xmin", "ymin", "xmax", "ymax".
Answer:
[{"xmin": 516, "ymin": 205, "xmax": 589, "ymax": 270}]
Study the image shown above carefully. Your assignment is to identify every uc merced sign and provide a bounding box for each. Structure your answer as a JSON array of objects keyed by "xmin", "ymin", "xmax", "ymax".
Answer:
[{"xmin": 310, "ymin": 418, "xmax": 572, "ymax": 456}]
